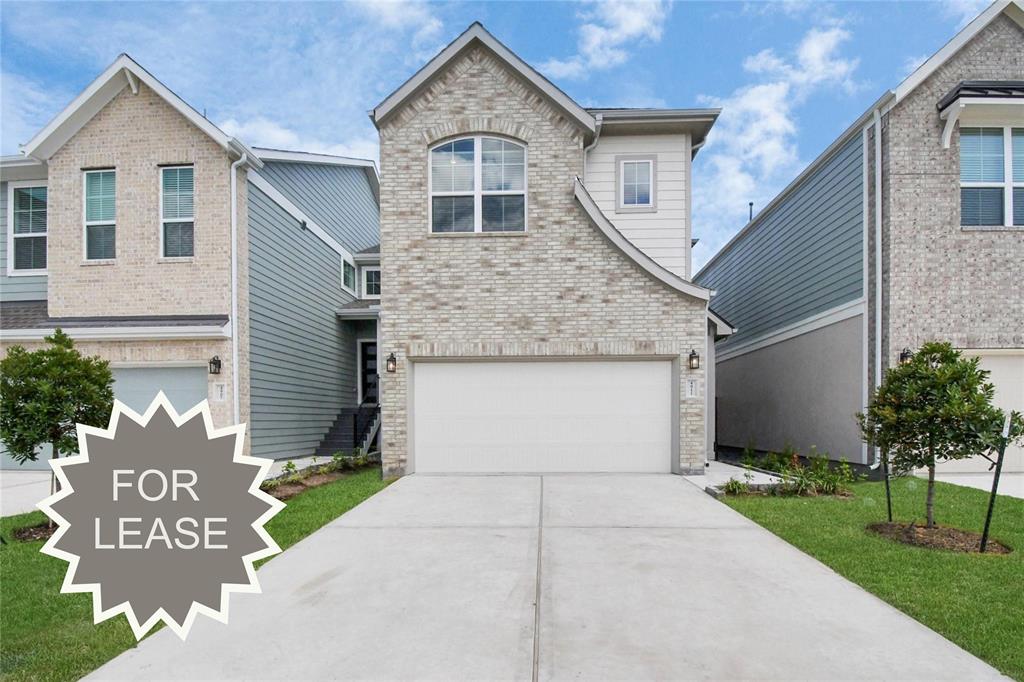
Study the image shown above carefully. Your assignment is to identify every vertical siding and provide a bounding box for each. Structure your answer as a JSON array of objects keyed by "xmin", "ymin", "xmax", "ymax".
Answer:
[
  {"xmin": 256, "ymin": 162, "xmax": 379, "ymax": 252},
  {"xmin": 247, "ymin": 183, "xmax": 362, "ymax": 460},
  {"xmin": 696, "ymin": 135, "xmax": 864, "ymax": 350},
  {"xmin": 0, "ymin": 181, "xmax": 49, "ymax": 302},
  {"xmin": 584, "ymin": 134, "xmax": 691, "ymax": 278}
]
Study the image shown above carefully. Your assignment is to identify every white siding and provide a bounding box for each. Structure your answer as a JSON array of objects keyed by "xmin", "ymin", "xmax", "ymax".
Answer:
[{"xmin": 584, "ymin": 133, "xmax": 691, "ymax": 278}]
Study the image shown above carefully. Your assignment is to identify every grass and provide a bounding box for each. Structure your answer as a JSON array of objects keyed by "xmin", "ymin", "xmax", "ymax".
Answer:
[
  {"xmin": 725, "ymin": 478, "xmax": 1024, "ymax": 680},
  {"xmin": 0, "ymin": 467, "xmax": 389, "ymax": 682}
]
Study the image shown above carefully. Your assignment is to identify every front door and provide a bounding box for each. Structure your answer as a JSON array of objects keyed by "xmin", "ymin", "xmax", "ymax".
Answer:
[{"xmin": 359, "ymin": 341, "xmax": 378, "ymax": 404}]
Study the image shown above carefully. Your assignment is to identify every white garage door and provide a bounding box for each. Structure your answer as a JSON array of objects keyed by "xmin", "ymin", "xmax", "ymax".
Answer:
[
  {"xmin": 937, "ymin": 352, "xmax": 1023, "ymax": 474},
  {"xmin": 412, "ymin": 360, "xmax": 674, "ymax": 473},
  {"xmin": 1, "ymin": 366, "xmax": 208, "ymax": 470}
]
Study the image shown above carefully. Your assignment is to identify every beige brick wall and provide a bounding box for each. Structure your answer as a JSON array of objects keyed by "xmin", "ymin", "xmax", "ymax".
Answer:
[
  {"xmin": 883, "ymin": 14, "xmax": 1024, "ymax": 356},
  {"xmin": 377, "ymin": 46, "xmax": 708, "ymax": 477}
]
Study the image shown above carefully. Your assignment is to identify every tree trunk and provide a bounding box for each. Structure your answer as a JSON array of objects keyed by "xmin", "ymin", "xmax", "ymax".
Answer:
[
  {"xmin": 926, "ymin": 463, "xmax": 936, "ymax": 529},
  {"xmin": 48, "ymin": 444, "xmax": 60, "ymax": 529}
]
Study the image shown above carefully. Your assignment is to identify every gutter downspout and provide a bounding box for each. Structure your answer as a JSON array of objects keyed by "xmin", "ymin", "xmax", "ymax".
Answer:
[
  {"xmin": 869, "ymin": 108, "xmax": 883, "ymax": 469},
  {"xmin": 230, "ymin": 153, "xmax": 248, "ymax": 424},
  {"xmin": 581, "ymin": 113, "xmax": 603, "ymax": 182}
]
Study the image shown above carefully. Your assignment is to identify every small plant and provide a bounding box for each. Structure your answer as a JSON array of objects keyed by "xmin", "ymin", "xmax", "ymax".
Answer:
[
  {"xmin": 740, "ymin": 442, "xmax": 757, "ymax": 469},
  {"xmin": 722, "ymin": 477, "xmax": 750, "ymax": 495},
  {"xmin": 281, "ymin": 460, "xmax": 303, "ymax": 484},
  {"xmin": 763, "ymin": 451, "xmax": 786, "ymax": 473},
  {"xmin": 772, "ymin": 448, "xmax": 861, "ymax": 496}
]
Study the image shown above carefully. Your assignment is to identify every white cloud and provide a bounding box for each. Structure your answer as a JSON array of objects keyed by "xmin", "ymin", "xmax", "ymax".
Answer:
[
  {"xmin": 541, "ymin": 0, "xmax": 669, "ymax": 80},
  {"xmin": 351, "ymin": 0, "xmax": 444, "ymax": 60},
  {"xmin": 1, "ymin": 71, "xmax": 69, "ymax": 154},
  {"xmin": 220, "ymin": 117, "xmax": 379, "ymax": 163},
  {"xmin": 902, "ymin": 53, "xmax": 929, "ymax": 77},
  {"xmin": 940, "ymin": 0, "xmax": 989, "ymax": 28},
  {"xmin": 691, "ymin": 23, "xmax": 861, "ymax": 272}
]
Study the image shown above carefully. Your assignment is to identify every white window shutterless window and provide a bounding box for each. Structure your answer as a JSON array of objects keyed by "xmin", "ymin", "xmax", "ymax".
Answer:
[
  {"xmin": 8, "ymin": 182, "xmax": 47, "ymax": 274},
  {"xmin": 84, "ymin": 170, "xmax": 116, "ymax": 260},
  {"xmin": 960, "ymin": 127, "xmax": 1024, "ymax": 227},
  {"xmin": 429, "ymin": 136, "xmax": 526, "ymax": 233},
  {"xmin": 161, "ymin": 166, "xmax": 195, "ymax": 257},
  {"xmin": 342, "ymin": 260, "xmax": 356, "ymax": 293},
  {"xmin": 618, "ymin": 158, "xmax": 654, "ymax": 210},
  {"xmin": 362, "ymin": 266, "xmax": 380, "ymax": 299}
]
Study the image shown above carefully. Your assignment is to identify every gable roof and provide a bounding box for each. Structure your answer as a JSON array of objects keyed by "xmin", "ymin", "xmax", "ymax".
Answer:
[
  {"xmin": 20, "ymin": 53, "xmax": 262, "ymax": 167},
  {"xmin": 371, "ymin": 22, "xmax": 596, "ymax": 134}
]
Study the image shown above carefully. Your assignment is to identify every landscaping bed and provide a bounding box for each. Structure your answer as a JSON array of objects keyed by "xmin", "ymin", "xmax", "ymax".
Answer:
[
  {"xmin": 868, "ymin": 521, "xmax": 1011, "ymax": 554},
  {"xmin": 0, "ymin": 467, "xmax": 389, "ymax": 682},
  {"xmin": 726, "ymin": 478, "xmax": 1024, "ymax": 680}
]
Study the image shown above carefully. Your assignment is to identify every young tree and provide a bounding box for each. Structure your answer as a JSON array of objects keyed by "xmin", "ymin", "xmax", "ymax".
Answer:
[
  {"xmin": 0, "ymin": 329, "xmax": 114, "ymax": 492},
  {"xmin": 859, "ymin": 341, "xmax": 1023, "ymax": 528}
]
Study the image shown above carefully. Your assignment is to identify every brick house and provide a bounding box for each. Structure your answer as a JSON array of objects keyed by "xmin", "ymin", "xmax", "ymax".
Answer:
[
  {"xmin": 695, "ymin": 0, "xmax": 1024, "ymax": 476},
  {"xmin": 370, "ymin": 23, "xmax": 732, "ymax": 477},
  {"xmin": 0, "ymin": 55, "xmax": 380, "ymax": 468}
]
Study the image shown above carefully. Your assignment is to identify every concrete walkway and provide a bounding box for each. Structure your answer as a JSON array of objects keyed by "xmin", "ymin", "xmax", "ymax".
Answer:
[
  {"xmin": 1, "ymin": 470, "xmax": 52, "ymax": 517},
  {"xmin": 935, "ymin": 471, "xmax": 1023, "ymax": 499},
  {"xmin": 91, "ymin": 474, "xmax": 1001, "ymax": 681}
]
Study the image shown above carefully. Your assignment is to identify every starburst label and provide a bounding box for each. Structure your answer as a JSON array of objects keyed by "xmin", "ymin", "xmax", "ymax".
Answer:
[{"xmin": 37, "ymin": 393, "xmax": 285, "ymax": 640}]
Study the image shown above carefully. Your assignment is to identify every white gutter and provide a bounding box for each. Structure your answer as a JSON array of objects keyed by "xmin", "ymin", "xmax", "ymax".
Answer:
[
  {"xmin": 0, "ymin": 323, "xmax": 231, "ymax": 342},
  {"xmin": 870, "ymin": 108, "xmax": 883, "ymax": 470},
  {"xmin": 581, "ymin": 113, "xmax": 603, "ymax": 182},
  {"xmin": 230, "ymin": 153, "xmax": 247, "ymax": 424}
]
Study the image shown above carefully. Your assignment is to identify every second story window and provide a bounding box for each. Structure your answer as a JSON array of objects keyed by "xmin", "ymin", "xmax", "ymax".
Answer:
[
  {"xmin": 84, "ymin": 170, "xmax": 116, "ymax": 260},
  {"xmin": 9, "ymin": 183, "xmax": 47, "ymax": 274},
  {"xmin": 960, "ymin": 127, "xmax": 1023, "ymax": 227},
  {"xmin": 161, "ymin": 166, "xmax": 195, "ymax": 257},
  {"xmin": 429, "ymin": 136, "xmax": 526, "ymax": 233},
  {"xmin": 362, "ymin": 266, "xmax": 381, "ymax": 299},
  {"xmin": 617, "ymin": 156, "xmax": 656, "ymax": 212},
  {"xmin": 343, "ymin": 260, "xmax": 356, "ymax": 292}
]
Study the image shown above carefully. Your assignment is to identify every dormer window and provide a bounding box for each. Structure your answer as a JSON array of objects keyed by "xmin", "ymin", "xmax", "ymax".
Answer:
[
  {"xmin": 429, "ymin": 136, "xmax": 526, "ymax": 233},
  {"xmin": 616, "ymin": 156, "xmax": 657, "ymax": 213}
]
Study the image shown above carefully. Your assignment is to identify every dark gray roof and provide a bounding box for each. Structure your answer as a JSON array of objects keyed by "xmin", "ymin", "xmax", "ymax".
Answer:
[
  {"xmin": 937, "ymin": 80, "xmax": 1024, "ymax": 110},
  {"xmin": 1, "ymin": 301, "xmax": 228, "ymax": 330},
  {"xmin": 357, "ymin": 244, "xmax": 380, "ymax": 254}
]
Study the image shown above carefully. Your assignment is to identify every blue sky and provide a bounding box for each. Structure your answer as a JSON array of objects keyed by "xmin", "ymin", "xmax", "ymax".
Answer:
[{"xmin": 0, "ymin": 0, "xmax": 990, "ymax": 268}]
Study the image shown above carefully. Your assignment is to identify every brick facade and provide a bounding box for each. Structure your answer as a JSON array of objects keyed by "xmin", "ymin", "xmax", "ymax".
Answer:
[
  {"xmin": 875, "ymin": 14, "xmax": 1024, "ymax": 366},
  {"xmin": 376, "ymin": 46, "xmax": 708, "ymax": 477}
]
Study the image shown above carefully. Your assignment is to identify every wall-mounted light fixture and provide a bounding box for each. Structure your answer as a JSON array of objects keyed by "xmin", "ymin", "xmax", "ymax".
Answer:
[
  {"xmin": 899, "ymin": 348, "xmax": 913, "ymax": 365},
  {"xmin": 209, "ymin": 355, "xmax": 222, "ymax": 375},
  {"xmin": 688, "ymin": 349, "xmax": 700, "ymax": 370},
  {"xmin": 385, "ymin": 353, "xmax": 397, "ymax": 373}
]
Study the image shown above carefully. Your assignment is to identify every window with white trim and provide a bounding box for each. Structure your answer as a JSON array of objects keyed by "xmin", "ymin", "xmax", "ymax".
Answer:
[
  {"xmin": 362, "ymin": 266, "xmax": 380, "ymax": 299},
  {"xmin": 429, "ymin": 136, "xmax": 526, "ymax": 233},
  {"xmin": 9, "ymin": 183, "xmax": 47, "ymax": 273},
  {"xmin": 84, "ymin": 170, "xmax": 116, "ymax": 259},
  {"xmin": 618, "ymin": 158, "xmax": 654, "ymax": 210},
  {"xmin": 343, "ymin": 260, "xmax": 356, "ymax": 292},
  {"xmin": 161, "ymin": 166, "xmax": 194, "ymax": 257},
  {"xmin": 960, "ymin": 126, "xmax": 1024, "ymax": 227}
]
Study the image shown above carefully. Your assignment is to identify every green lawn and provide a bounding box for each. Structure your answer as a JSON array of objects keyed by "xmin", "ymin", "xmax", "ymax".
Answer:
[
  {"xmin": 0, "ymin": 468, "xmax": 389, "ymax": 682},
  {"xmin": 726, "ymin": 478, "xmax": 1024, "ymax": 680}
]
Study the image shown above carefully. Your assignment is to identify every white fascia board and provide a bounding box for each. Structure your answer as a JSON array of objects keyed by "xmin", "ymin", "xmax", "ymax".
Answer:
[
  {"xmin": 895, "ymin": 0, "xmax": 1022, "ymax": 105},
  {"xmin": 2, "ymin": 323, "xmax": 231, "ymax": 342},
  {"xmin": 248, "ymin": 170, "xmax": 355, "ymax": 263},
  {"xmin": 573, "ymin": 177, "xmax": 711, "ymax": 302},
  {"xmin": 353, "ymin": 252, "xmax": 381, "ymax": 264},
  {"xmin": 0, "ymin": 156, "xmax": 47, "ymax": 182},
  {"xmin": 708, "ymin": 310, "xmax": 736, "ymax": 336},
  {"xmin": 694, "ymin": 90, "xmax": 895, "ymax": 281},
  {"xmin": 715, "ymin": 299, "xmax": 864, "ymax": 363},
  {"xmin": 372, "ymin": 23, "xmax": 595, "ymax": 134},
  {"xmin": 21, "ymin": 54, "xmax": 261, "ymax": 169},
  {"xmin": 335, "ymin": 309, "xmax": 380, "ymax": 319}
]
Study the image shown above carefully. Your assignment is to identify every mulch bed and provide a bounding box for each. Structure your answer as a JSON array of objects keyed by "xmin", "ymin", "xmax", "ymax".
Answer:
[
  {"xmin": 263, "ymin": 469, "xmax": 353, "ymax": 501},
  {"xmin": 12, "ymin": 523, "xmax": 56, "ymax": 542},
  {"xmin": 868, "ymin": 522, "xmax": 1011, "ymax": 554}
]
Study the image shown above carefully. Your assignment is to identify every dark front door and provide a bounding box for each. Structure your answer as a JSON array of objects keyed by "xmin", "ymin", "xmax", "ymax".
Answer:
[{"xmin": 360, "ymin": 341, "xmax": 378, "ymax": 404}]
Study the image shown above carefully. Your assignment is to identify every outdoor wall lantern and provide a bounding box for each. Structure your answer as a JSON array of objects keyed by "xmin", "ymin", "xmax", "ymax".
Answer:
[
  {"xmin": 899, "ymin": 347, "xmax": 914, "ymax": 365},
  {"xmin": 385, "ymin": 353, "xmax": 397, "ymax": 373},
  {"xmin": 688, "ymin": 349, "xmax": 700, "ymax": 370},
  {"xmin": 208, "ymin": 355, "xmax": 222, "ymax": 375}
]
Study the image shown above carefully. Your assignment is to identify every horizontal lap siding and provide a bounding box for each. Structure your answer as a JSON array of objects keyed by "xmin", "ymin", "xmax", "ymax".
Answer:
[
  {"xmin": 247, "ymin": 185, "xmax": 359, "ymax": 459},
  {"xmin": 255, "ymin": 163, "xmax": 379, "ymax": 251},
  {"xmin": 0, "ymin": 181, "xmax": 48, "ymax": 302},
  {"xmin": 696, "ymin": 136, "xmax": 863, "ymax": 349}
]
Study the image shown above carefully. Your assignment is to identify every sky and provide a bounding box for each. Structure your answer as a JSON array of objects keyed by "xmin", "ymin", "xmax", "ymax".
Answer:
[{"xmin": 0, "ymin": 0, "xmax": 992, "ymax": 270}]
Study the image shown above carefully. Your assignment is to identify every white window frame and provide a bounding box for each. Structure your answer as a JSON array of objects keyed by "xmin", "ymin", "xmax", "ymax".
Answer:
[
  {"xmin": 6, "ymin": 180, "xmax": 48, "ymax": 276},
  {"xmin": 427, "ymin": 135, "xmax": 528, "ymax": 234},
  {"xmin": 341, "ymin": 259, "xmax": 357, "ymax": 295},
  {"xmin": 83, "ymin": 169, "xmax": 116, "ymax": 261},
  {"xmin": 361, "ymin": 265, "xmax": 381, "ymax": 300},
  {"xmin": 159, "ymin": 165, "xmax": 195, "ymax": 259},
  {"xmin": 960, "ymin": 125, "xmax": 1023, "ymax": 227},
  {"xmin": 616, "ymin": 155, "xmax": 657, "ymax": 213}
]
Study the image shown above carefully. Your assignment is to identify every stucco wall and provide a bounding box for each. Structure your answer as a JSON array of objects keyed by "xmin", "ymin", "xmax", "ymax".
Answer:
[{"xmin": 376, "ymin": 45, "xmax": 708, "ymax": 477}]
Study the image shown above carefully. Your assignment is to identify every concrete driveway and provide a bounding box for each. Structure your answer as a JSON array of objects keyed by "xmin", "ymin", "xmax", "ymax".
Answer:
[{"xmin": 92, "ymin": 474, "xmax": 1000, "ymax": 681}]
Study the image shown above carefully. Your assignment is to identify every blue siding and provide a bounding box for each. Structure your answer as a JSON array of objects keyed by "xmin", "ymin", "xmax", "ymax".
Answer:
[
  {"xmin": 0, "ymin": 181, "xmax": 48, "ymax": 302},
  {"xmin": 247, "ymin": 183, "xmax": 371, "ymax": 460},
  {"xmin": 256, "ymin": 162, "xmax": 379, "ymax": 252},
  {"xmin": 696, "ymin": 135, "xmax": 864, "ymax": 349}
]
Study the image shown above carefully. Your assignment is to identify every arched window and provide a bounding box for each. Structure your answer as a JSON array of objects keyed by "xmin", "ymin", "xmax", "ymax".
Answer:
[{"xmin": 429, "ymin": 136, "xmax": 526, "ymax": 233}]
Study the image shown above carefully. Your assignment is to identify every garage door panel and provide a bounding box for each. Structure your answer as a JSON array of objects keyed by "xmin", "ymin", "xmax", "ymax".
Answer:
[{"xmin": 413, "ymin": 360, "xmax": 673, "ymax": 473}]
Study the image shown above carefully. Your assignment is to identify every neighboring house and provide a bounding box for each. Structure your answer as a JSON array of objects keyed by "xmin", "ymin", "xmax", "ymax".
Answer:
[
  {"xmin": 0, "ymin": 55, "xmax": 380, "ymax": 469},
  {"xmin": 695, "ymin": 0, "xmax": 1024, "ymax": 474},
  {"xmin": 370, "ymin": 23, "xmax": 732, "ymax": 477}
]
